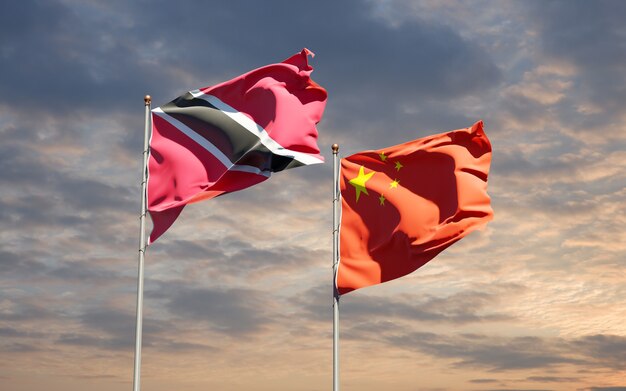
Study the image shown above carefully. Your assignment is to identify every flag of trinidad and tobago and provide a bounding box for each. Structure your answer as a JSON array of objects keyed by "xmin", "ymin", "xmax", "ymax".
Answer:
[
  {"xmin": 337, "ymin": 121, "xmax": 493, "ymax": 295},
  {"xmin": 147, "ymin": 49, "xmax": 327, "ymax": 244}
]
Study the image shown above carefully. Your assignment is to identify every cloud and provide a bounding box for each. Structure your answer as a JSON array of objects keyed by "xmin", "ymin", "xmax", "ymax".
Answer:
[
  {"xmin": 0, "ymin": 297, "xmax": 57, "ymax": 323},
  {"xmin": 0, "ymin": 139, "xmax": 136, "ymax": 252},
  {"xmin": 0, "ymin": 342, "xmax": 43, "ymax": 353},
  {"xmin": 0, "ymin": 249, "xmax": 44, "ymax": 276},
  {"xmin": 1, "ymin": 1, "xmax": 625, "ymax": 390},
  {"xmin": 388, "ymin": 332, "xmax": 583, "ymax": 371},
  {"xmin": 504, "ymin": 68, "xmax": 573, "ymax": 106},
  {"xmin": 0, "ymin": 326, "xmax": 45, "ymax": 338},
  {"xmin": 526, "ymin": 376, "xmax": 579, "ymax": 383},
  {"xmin": 293, "ymin": 284, "xmax": 515, "ymax": 326},
  {"xmin": 381, "ymin": 331, "xmax": 626, "ymax": 372},
  {"xmin": 163, "ymin": 285, "xmax": 275, "ymax": 336},
  {"xmin": 478, "ymin": 389, "xmax": 552, "ymax": 391},
  {"xmin": 0, "ymin": 0, "xmax": 502, "ymax": 155},
  {"xmin": 520, "ymin": 1, "xmax": 626, "ymax": 126},
  {"xmin": 470, "ymin": 378, "xmax": 500, "ymax": 384},
  {"xmin": 153, "ymin": 237, "xmax": 327, "ymax": 279},
  {"xmin": 0, "ymin": 0, "xmax": 169, "ymax": 115},
  {"xmin": 571, "ymin": 335, "xmax": 626, "ymax": 370},
  {"xmin": 52, "ymin": 306, "xmax": 218, "ymax": 354}
]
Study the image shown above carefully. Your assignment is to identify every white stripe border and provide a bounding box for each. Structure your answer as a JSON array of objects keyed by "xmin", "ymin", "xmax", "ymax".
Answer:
[
  {"xmin": 190, "ymin": 89, "xmax": 324, "ymax": 166},
  {"xmin": 152, "ymin": 108, "xmax": 271, "ymax": 177}
]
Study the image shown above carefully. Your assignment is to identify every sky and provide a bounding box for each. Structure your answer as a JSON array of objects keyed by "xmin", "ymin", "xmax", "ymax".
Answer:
[{"xmin": 1, "ymin": 1, "xmax": 625, "ymax": 390}]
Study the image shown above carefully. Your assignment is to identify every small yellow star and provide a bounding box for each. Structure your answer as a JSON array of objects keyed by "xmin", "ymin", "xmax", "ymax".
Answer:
[
  {"xmin": 349, "ymin": 166, "xmax": 375, "ymax": 202},
  {"xmin": 379, "ymin": 194, "xmax": 386, "ymax": 205},
  {"xmin": 389, "ymin": 179, "xmax": 399, "ymax": 189},
  {"xmin": 395, "ymin": 161, "xmax": 403, "ymax": 171},
  {"xmin": 379, "ymin": 152, "xmax": 387, "ymax": 162}
]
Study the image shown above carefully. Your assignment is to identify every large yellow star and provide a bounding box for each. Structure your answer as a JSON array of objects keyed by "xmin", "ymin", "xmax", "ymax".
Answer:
[{"xmin": 349, "ymin": 166, "xmax": 375, "ymax": 202}]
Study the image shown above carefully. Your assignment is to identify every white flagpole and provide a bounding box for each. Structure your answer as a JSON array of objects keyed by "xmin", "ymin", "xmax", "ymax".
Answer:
[
  {"xmin": 133, "ymin": 95, "xmax": 151, "ymax": 391},
  {"xmin": 332, "ymin": 143, "xmax": 340, "ymax": 391}
]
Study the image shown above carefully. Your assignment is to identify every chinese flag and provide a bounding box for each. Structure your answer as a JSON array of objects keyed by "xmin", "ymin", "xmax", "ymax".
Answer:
[{"xmin": 337, "ymin": 121, "xmax": 493, "ymax": 295}]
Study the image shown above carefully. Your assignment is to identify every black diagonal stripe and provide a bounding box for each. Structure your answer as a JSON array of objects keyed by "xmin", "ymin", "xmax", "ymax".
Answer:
[
  {"xmin": 234, "ymin": 149, "xmax": 304, "ymax": 172},
  {"xmin": 159, "ymin": 92, "xmax": 298, "ymax": 173}
]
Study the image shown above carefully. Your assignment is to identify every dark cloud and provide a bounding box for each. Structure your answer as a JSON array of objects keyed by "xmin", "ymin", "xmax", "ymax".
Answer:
[
  {"xmin": 0, "ymin": 0, "xmax": 500, "ymax": 138},
  {"xmin": 586, "ymin": 388, "xmax": 626, "ymax": 391},
  {"xmin": 163, "ymin": 285, "xmax": 273, "ymax": 336},
  {"xmin": 0, "ymin": 299, "xmax": 56, "ymax": 322},
  {"xmin": 47, "ymin": 261, "xmax": 122, "ymax": 282},
  {"xmin": 0, "ymin": 136, "xmax": 138, "ymax": 252},
  {"xmin": 52, "ymin": 309, "xmax": 138, "ymax": 351},
  {"xmin": 0, "ymin": 316, "xmax": 53, "ymax": 353},
  {"xmin": 479, "ymin": 389, "xmax": 552, "ymax": 391},
  {"xmin": 0, "ymin": 142, "xmax": 54, "ymax": 185},
  {"xmin": 386, "ymin": 332, "xmax": 583, "ymax": 371},
  {"xmin": 293, "ymin": 284, "xmax": 514, "ymax": 326},
  {"xmin": 57, "ymin": 333, "xmax": 129, "ymax": 350},
  {"xmin": 153, "ymin": 237, "xmax": 326, "ymax": 278},
  {"xmin": 344, "ymin": 290, "xmax": 511, "ymax": 324},
  {"xmin": 0, "ymin": 326, "xmax": 45, "ymax": 339},
  {"xmin": 55, "ymin": 330, "xmax": 214, "ymax": 353},
  {"xmin": 380, "ymin": 331, "xmax": 626, "ymax": 373},
  {"xmin": 0, "ymin": 247, "xmax": 129, "ymax": 287},
  {"xmin": 571, "ymin": 334, "xmax": 626, "ymax": 370},
  {"xmin": 522, "ymin": 1, "xmax": 626, "ymax": 122},
  {"xmin": 80, "ymin": 308, "xmax": 153, "ymax": 342},
  {"xmin": 153, "ymin": 238, "xmax": 225, "ymax": 261},
  {"xmin": 54, "ymin": 307, "xmax": 209, "ymax": 352},
  {"xmin": 0, "ymin": 250, "xmax": 43, "ymax": 275},
  {"xmin": 0, "ymin": 143, "xmax": 134, "ymax": 210},
  {"xmin": 1, "ymin": 195, "xmax": 88, "ymax": 231},
  {"xmin": 0, "ymin": 1, "xmax": 624, "ymax": 388},
  {"xmin": 152, "ymin": 340, "xmax": 218, "ymax": 353},
  {"xmin": 64, "ymin": 374, "xmax": 119, "ymax": 380},
  {"xmin": 526, "ymin": 376, "xmax": 579, "ymax": 382},
  {"xmin": 0, "ymin": 0, "xmax": 168, "ymax": 114},
  {"xmin": 492, "ymin": 147, "xmax": 572, "ymax": 180},
  {"xmin": 130, "ymin": 0, "xmax": 501, "ymax": 98},
  {"xmin": 525, "ymin": 0, "xmax": 626, "ymax": 70},
  {"xmin": 471, "ymin": 378, "xmax": 500, "ymax": 384},
  {"xmin": 0, "ymin": 342, "xmax": 43, "ymax": 353}
]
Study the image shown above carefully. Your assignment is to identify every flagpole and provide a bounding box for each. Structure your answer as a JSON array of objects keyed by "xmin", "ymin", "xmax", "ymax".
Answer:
[
  {"xmin": 332, "ymin": 143, "xmax": 340, "ymax": 391},
  {"xmin": 133, "ymin": 95, "xmax": 151, "ymax": 391}
]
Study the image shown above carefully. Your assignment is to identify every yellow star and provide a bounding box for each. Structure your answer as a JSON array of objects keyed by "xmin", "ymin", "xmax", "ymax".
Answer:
[
  {"xmin": 395, "ymin": 161, "xmax": 403, "ymax": 171},
  {"xmin": 349, "ymin": 166, "xmax": 375, "ymax": 202},
  {"xmin": 379, "ymin": 194, "xmax": 386, "ymax": 205},
  {"xmin": 389, "ymin": 179, "xmax": 399, "ymax": 189},
  {"xmin": 379, "ymin": 152, "xmax": 387, "ymax": 161}
]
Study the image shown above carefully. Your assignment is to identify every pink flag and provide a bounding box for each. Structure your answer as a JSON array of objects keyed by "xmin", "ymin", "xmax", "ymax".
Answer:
[{"xmin": 147, "ymin": 49, "xmax": 327, "ymax": 243}]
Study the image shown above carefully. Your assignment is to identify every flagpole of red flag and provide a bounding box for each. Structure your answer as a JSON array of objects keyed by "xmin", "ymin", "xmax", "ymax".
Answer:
[
  {"xmin": 132, "ymin": 95, "xmax": 151, "ymax": 391},
  {"xmin": 332, "ymin": 143, "xmax": 340, "ymax": 391}
]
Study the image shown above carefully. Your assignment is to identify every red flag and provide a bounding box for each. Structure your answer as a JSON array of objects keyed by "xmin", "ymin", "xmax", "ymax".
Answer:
[
  {"xmin": 147, "ymin": 49, "xmax": 327, "ymax": 244},
  {"xmin": 337, "ymin": 121, "xmax": 493, "ymax": 294}
]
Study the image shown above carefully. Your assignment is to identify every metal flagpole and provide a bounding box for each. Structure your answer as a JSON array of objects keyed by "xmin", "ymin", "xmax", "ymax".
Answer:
[
  {"xmin": 133, "ymin": 95, "xmax": 151, "ymax": 391},
  {"xmin": 332, "ymin": 143, "xmax": 340, "ymax": 391}
]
